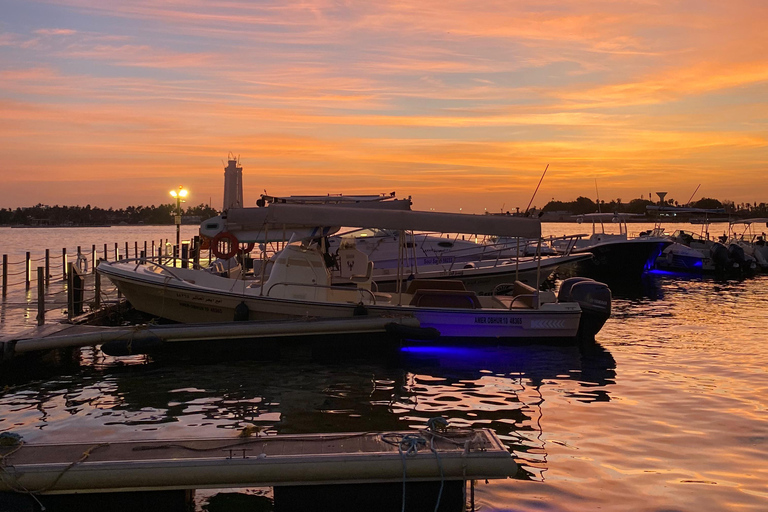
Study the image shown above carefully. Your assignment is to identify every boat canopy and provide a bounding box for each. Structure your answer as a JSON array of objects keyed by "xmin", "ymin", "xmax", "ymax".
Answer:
[
  {"xmin": 730, "ymin": 218, "xmax": 768, "ymax": 226},
  {"xmin": 222, "ymin": 204, "xmax": 542, "ymax": 239}
]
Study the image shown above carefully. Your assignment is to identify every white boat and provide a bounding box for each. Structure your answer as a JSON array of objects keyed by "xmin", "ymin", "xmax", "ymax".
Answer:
[
  {"xmin": 551, "ymin": 213, "xmax": 671, "ymax": 276},
  {"xmin": 320, "ymin": 228, "xmax": 590, "ymax": 292},
  {"xmin": 648, "ymin": 207, "xmax": 757, "ymax": 274},
  {"xmin": 100, "ymin": 205, "xmax": 612, "ymax": 343},
  {"xmin": 729, "ymin": 218, "xmax": 768, "ymax": 270},
  {"xmin": 237, "ymin": 194, "xmax": 587, "ymax": 292}
]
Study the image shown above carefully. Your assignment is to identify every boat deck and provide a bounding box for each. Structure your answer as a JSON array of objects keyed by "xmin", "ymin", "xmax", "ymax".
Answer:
[{"xmin": 0, "ymin": 429, "xmax": 515, "ymax": 494}]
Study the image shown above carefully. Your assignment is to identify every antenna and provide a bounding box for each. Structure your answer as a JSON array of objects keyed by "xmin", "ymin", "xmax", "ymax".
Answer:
[
  {"xmin": 525, "ymin": 164, "xmax": 549, "ymax": 215},
  {"xmin": 595, "ymin": 179, "xmax": 605, "ymax": 231}
]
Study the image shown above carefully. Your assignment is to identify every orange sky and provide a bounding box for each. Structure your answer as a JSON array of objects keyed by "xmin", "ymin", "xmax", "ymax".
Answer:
[{"xmin": 1, "ymin": 1, "xmax": 766, "ymax": 213}]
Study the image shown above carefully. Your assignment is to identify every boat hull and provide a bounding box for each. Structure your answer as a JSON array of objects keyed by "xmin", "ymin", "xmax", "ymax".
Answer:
[
  {"xmin": 573, "ymin": 239, "xmax": 670, "ymax": 276},
  {"xmin": 100, "ymin": 265, "xmax": 584, "ymax": 342}
]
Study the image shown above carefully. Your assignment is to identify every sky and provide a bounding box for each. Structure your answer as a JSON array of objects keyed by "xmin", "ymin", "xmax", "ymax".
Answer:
[{"xmin": 1, "ymin": 0, "xmax": 766, "ymax": 213}]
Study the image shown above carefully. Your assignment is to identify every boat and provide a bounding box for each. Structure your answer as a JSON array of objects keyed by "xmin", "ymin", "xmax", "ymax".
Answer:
[
  {"xmin": 729, "ymin": 218, "xmax": 768, "ymax": 270},
  {"xmin": 243, "ymin": 194, "xmax": 587, "ymax": 292},
  {"xmin": 99, "ymin": 204, "xmax": 612, "ymax": 343},
  {"xmin": 551, "ymin": 213, "xmax": 671, "ymax": 276},
  {"xmin": 648, "ymin": 207, "xmax": 757, "ymax": 274},
  {"xmin": 318, "ymin": 228, "xmax": 590, "ymax": 292}
]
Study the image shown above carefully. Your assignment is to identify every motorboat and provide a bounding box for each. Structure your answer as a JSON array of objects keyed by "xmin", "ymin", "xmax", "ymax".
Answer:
[
  {"xmin": 551, "ymin": 213, "xmax": 671, "ymax": 276},
  {"xmin": 241, "ymin": 194, "xmax": 587, "ymax": 292},
  {"xmin": 648, "ymin": 207, "xmax": 757, "ymax": 274},
  {"xmin": 320, "ymin": 228, "xmax": 590, "ymax": 292},
  {"xmin": 99, "ymin": 204, "xmax": 612, "ymax": 343},
  {"xmin": 729, "ymin": 218, "xmax": 768, "ymax": 270}
]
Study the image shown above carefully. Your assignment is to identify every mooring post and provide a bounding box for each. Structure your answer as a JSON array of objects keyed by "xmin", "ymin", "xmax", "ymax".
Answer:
[
  {"xmin": 92, "ymin": 245, "xmax": 96, "ymax": 273},
  {"xmin": 45, "ymin": 249, "xmax": 50, "ymax": 287},
  {"xmin": 151, "ymin": 240, "xmax": 156, "ymax": 260},
  {"xmin": 181, "ymin": 242, "xmax": 189, "ymax": 269},
  {"xmin": 144, "ymin": 241, "xmax": 148, "ymax": 260},
  {"xmin": 2, "ymin": 254, "xmax": 7, "ymax": 297},
  {"xmin": 134, "ymin": 241, "xmax": 138, "ymax": 259},
  {"xmin": 114, "ymin": 242, "xmax": 119, "ymax": 261},
  {"xmin": 62, "ymin": 247, "xmax": 67, "ymax": 281},
  {"xmin": 77, "ymin": 245, "xmax": 83, "ymax": 272},
  {"xmin": 193, "ymin": 236, "xmax": 201, "ymax": 269},
  {"xmin": 125, "ymin": 241, "xmax": 129, "ymax": 261},
  {"xmin": 94, "ymin": 270, "xmax": 101, "ymax": 309},
  {"xmin": 37, "ymin": 267, "xmax": 45, "ymax": 326},
  {"xmin": 25, "ymin": 251, "xmax": 31, "ymax": 290},
  {"xmin": 67, "ymin": 262, "xmax": 74, "ymax": 321},
  {"xmin": 104, "ymin": 243, "xmax": 108, "ymax": 261}
]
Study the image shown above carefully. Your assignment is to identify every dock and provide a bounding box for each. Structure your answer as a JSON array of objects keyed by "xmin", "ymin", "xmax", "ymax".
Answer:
[
  {"xmin": 0, "ymin": 428, "xmax": 516, "ymax": 511},
  {"xmin": 0, "ymin": 315, "xmax": 432, "ymax": 362}
]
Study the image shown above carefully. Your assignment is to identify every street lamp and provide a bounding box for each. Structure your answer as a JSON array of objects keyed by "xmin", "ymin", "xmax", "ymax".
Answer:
[{"xmin": 170, "ymin": 186, "xmax": 188, "ymax": 266}]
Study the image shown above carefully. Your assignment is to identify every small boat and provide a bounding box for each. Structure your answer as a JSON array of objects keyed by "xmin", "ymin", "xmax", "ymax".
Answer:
[
  {"xmin": 100, "ymin": 205, "xmax": 612, "ymax": 343},
  {"xmin": 729, "ymin": 218, "xmax": 768, "ymax": 270},
  {"xmin": 649, "ymin": 207, "xmax": 757, "ymax": 274},
  {"xmin": 551, "ymin": 213, "xmax": 671, "ymax": 276}
]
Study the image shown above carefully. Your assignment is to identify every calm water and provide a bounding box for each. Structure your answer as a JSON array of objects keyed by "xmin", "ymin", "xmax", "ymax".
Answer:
[{"xmin": 1, "ymin": 224, "xmax": 767, "ymax": 511}]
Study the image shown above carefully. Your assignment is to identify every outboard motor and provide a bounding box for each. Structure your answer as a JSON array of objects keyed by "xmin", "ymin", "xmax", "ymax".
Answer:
[
  {"xmin": 710, "ymin": 242, "xmax": 730, "ymax": 273},
  {"xmin": 558, "ymin": 277, "xmax": 612, "ymax": 341},
  {"xmin": 728, "ymin": 243, "xmax": 747, "ymax": 273}
]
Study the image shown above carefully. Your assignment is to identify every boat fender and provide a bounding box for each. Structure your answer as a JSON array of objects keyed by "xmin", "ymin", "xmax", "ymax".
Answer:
[
  {"xmin": 353, "ymin": 303, "xmax": 369, "ymax": 316},
  {"xmin": 234, "ymin": 301, "xmax": 250, "ymax": 321},
  {"xmin": 212, "ymin": 231, "xmax": 240, "ymax": 259}
]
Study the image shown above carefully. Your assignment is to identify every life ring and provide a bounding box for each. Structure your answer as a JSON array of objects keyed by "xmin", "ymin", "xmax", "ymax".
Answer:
[
  {"xmin": 238, "ymin": 242, "xmax": 256, "ymax": 254},
  {"xmin": 212, "ymin": 232, "xmax": 239, "ymax": 259}
]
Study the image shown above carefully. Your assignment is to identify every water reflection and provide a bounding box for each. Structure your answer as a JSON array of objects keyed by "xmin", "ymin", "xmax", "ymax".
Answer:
[{"xmin": 0, "ymin": 341, "xmax": 616, "ymax": 485}]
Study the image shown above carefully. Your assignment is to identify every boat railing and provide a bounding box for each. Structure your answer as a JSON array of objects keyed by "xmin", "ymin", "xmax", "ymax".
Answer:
[
  {"xmin": 101, "ymin": 257, "xmax": 192, "ymax": 282},
  {"xmin": 265, "ymin": 281, "xmax": 377, "ymax": 304},
  {"xmin": 547, "ymin": 234, "xmax": 584, "ymax": 255}
]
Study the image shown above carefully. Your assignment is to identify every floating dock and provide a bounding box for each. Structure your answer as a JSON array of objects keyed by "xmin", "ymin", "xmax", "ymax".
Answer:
[
  {"xmin": 0, "ymin": 315, "xmax": 434, "ymax": 361},
  {"xmin": 0, "ymin": 428, "xmax": 515, "ymax": 511}
]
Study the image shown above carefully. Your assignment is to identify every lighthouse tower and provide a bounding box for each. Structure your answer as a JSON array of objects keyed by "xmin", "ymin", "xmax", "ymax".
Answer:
[{"xmin": 223, "ymin": 154, "xmax": 243, "ymax": 210}]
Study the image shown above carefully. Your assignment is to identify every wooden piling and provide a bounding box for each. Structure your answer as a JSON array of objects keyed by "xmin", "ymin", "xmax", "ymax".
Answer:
[
  {"xmin": 45, "ymin": 249, "xmax": 50, "ymax": 287},
  {"xmin": 62, "ymin": 247, "xmax": 67, "ymax": 281},
  {"xmin": 2, "ymin": 254, "xmax": 7, "ymax": 297},
  {"xmin": 25, "ymin": 251, "xmax": 31, "ymax": 290},
  {"xmin": 37, "ymin": 267, "xmax": 45, "ymax": 326}
]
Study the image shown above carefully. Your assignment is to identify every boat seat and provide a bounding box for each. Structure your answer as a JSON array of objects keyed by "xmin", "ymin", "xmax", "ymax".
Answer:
[
  {"xmin": 409, "ymin": 289, "xmax": 481, "ymax": 309},
  {"xmin": 509, "ymin": 280, "xmax": 537, "ymax": 308},
  {"xmin": 405, "ymin": 279, "xmax": 467, "ymax": 294}
]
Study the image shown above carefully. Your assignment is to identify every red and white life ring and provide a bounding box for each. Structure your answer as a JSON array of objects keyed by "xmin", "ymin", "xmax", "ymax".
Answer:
[{"xmin": 211, "ymin": 232, "xmax": 239, "ymax": 259}]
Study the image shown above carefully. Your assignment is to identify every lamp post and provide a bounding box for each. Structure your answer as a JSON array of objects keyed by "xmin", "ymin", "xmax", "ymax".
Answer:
[{"xmin": 170, "ymin": 186, "xmax": 188, "ymax": 266}]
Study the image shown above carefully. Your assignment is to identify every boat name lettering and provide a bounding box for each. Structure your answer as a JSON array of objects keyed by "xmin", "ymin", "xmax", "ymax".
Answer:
[
  {"xmin": 423, "ymin": 257, "xmax": 455, "ymax": 265},
  {"xmin": 474, "ymin": 316, "xmax": 522, "ymax": 325},
  {"xmin": 175, "ymin": 292, "xmax": 222, "ymax": 305},
  {"xmin": 179, "ymin": 302, "xmax": 223, "ymax": 314}
]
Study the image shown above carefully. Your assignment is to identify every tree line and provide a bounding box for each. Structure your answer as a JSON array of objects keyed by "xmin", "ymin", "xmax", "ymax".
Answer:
[
  {"xmin": 540, "ymin": 196, "xmax": 768, "ymax": 216},
  {"xmin": 0, "ymin": 203, "xmax": 220, "ymax": 226}
]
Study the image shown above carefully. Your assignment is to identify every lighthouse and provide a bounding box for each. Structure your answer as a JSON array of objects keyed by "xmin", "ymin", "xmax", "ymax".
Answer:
[{"xmin": 223, "ymin": 154, "xmax": 243, "ymax": 210}]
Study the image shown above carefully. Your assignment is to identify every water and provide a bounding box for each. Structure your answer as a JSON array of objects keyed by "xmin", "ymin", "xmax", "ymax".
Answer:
[{"xmin": 1, "ymin": 224, "xmax": 767, "ymax": 511}]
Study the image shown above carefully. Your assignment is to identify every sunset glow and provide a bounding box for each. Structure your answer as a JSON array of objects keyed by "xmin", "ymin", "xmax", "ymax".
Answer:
[{"xmin": 1, "ymin": 0, "xmax": 766, "ymax": 212}]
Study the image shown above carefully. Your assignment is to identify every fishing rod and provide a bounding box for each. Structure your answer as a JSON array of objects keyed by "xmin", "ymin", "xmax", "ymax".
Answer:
[{"xmin": 524, "ymin": 164, "xmax": 549, "ymax": 215}]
